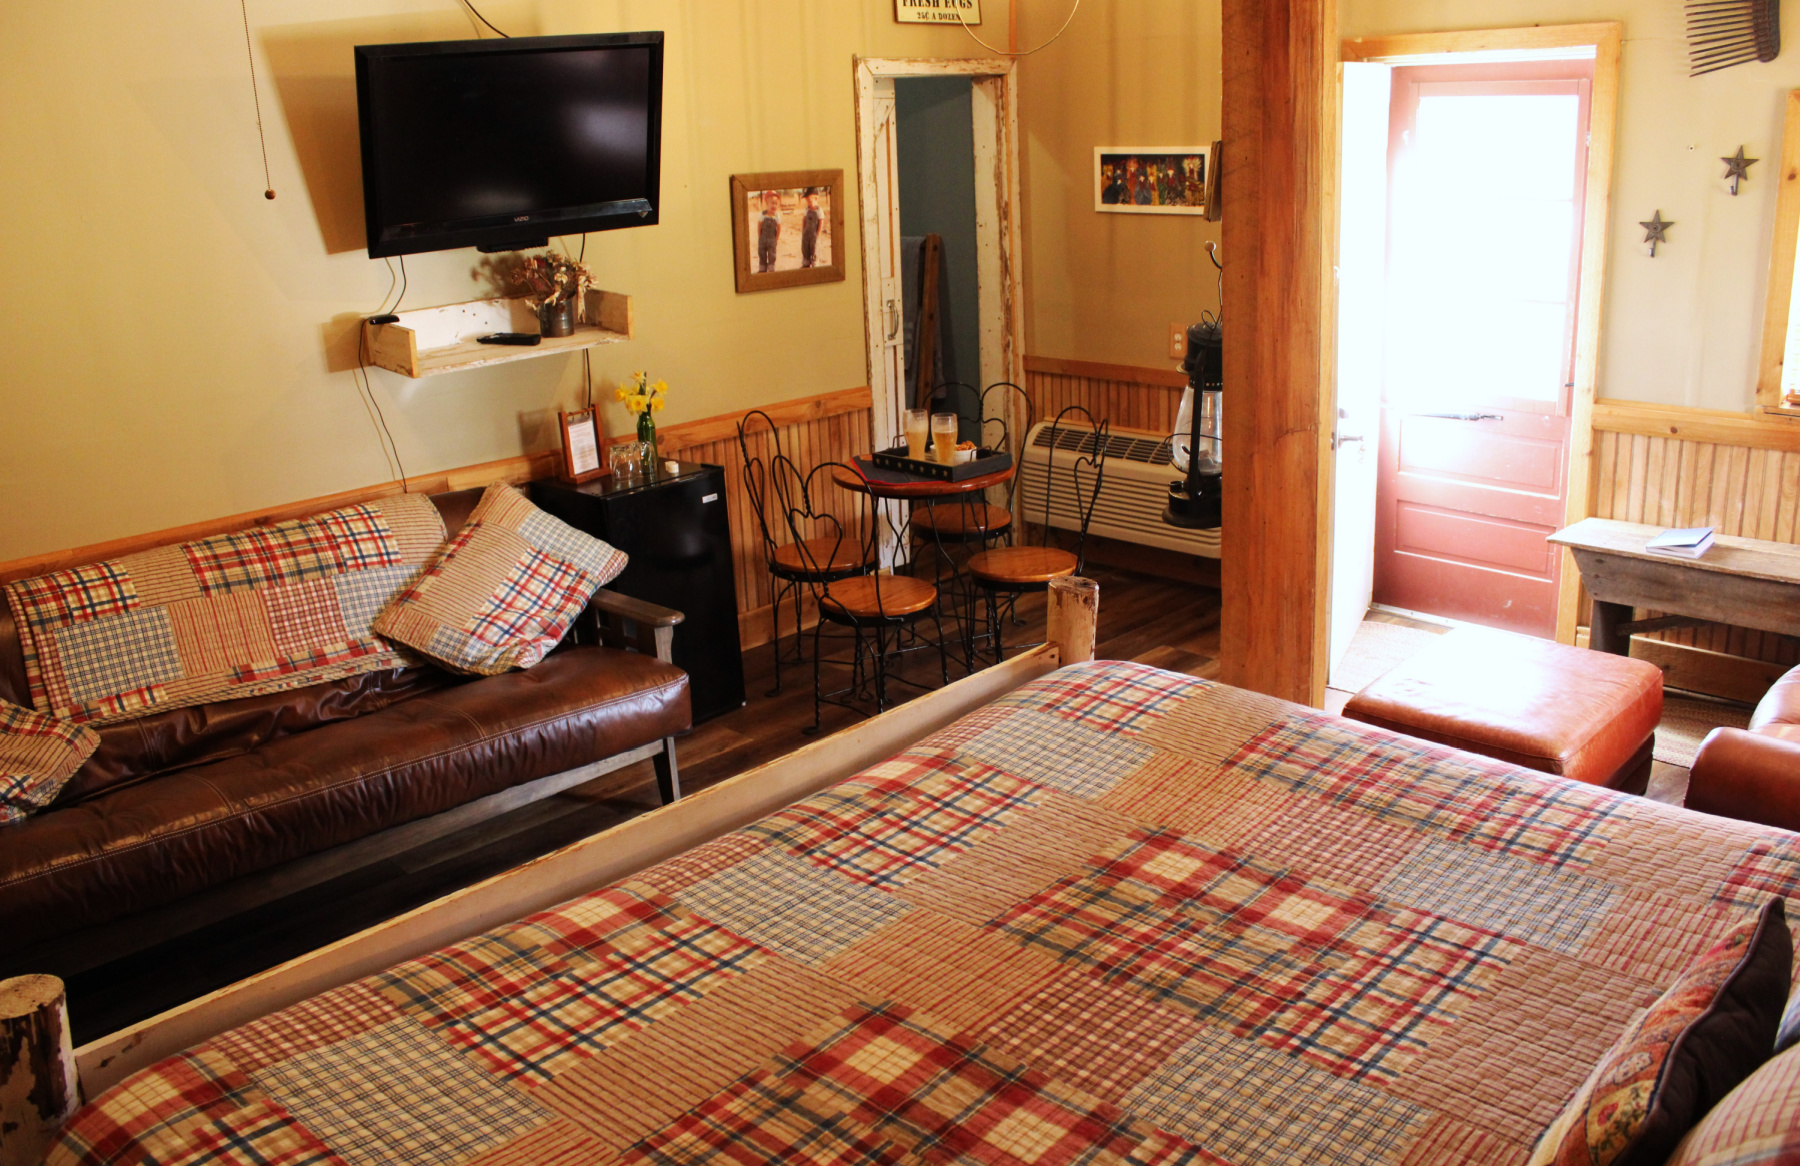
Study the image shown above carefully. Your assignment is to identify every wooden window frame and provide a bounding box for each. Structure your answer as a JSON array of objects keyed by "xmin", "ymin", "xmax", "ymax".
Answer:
[{"xmin": 1755, "ymin": 90, "xmax": 1800, "ymax": 418}]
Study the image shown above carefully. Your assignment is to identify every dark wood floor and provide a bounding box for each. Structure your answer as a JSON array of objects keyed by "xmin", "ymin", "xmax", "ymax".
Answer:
[{"xmin": 51, "ymin": 565, "xmax": 1222, "ymax": 1044}]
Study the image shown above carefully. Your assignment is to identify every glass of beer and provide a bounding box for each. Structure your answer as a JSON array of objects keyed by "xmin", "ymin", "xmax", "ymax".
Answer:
[
  {"xmin": 903, "ymin": 409, "xmax": 930, "ymax": 462},
  {"xmin": 931, "ymin": 412, "xmax": 959, "ymax": 464}
]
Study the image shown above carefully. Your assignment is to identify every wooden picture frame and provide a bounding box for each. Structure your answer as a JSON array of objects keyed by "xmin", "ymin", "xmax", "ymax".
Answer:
[
  {"xmin": 557, "ymin": 408, "xmax": 605, "ymax": 484},
  {"xmin": 730, "ymin": 170, "xmax": 847, "ymax": 292},
  {"xmin": 1094, "ymin": 146, "xmax": 1211, "ymax": 216},
  {"xmin": 1204, "ymin": 138, "xmax": 1222, "ymax": 222}
]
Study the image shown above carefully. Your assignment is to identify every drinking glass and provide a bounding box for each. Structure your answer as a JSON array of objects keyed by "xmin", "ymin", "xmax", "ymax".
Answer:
[
  {"xmin": 609, "ymin": 442, "xmax": 641, "ymax": 481},
  {"xmin": 903, "ymin": 409, "xmax": 930, "ymax": 462},
  {"xmin": 931, "ymin": 412, "xmax": 959, "ymax": 464}
]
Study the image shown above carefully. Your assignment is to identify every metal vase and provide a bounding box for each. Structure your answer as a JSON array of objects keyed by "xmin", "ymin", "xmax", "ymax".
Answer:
[{"xmin": 538, "ymin": 297, "xmax": 577, "ymax": 338}]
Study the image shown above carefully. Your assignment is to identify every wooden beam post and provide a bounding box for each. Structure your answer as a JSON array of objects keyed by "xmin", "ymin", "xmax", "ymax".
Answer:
[
  {"xmin": 1220, "ymin": 0, "xmax": 1338, "ymax": 707},
  {"xmin": 1047, "ymin": 576, "xmax": 1099, "ymax": 664},
  {"xmin": 0, "ymin": 975, "xmax": 81, "ymax": 1166}
]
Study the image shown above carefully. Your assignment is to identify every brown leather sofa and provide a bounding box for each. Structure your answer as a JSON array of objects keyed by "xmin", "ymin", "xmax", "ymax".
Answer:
[
  {"xmin": 0, "ymin": 489, "xmax": 691, "ymax": 954},
  {"xmin": 1688, "ymin": 668, "xmax": 1800, "ymax": 832}
]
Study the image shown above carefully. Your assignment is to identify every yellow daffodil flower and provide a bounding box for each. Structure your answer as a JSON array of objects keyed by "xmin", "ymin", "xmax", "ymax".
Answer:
[
  {"xmin": 651, "ymin": 380, "xmax": 668, "ymax": 395},
  {"xmin": 651, "ymin": 397, "xmax": 665, "ymax": 412},
  {"xmin": 614, "ymin": 387, "xmax": 629, "ymax": 403}
]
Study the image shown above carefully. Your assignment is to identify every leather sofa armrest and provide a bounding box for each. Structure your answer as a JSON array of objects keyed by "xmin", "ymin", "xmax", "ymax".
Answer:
[
  {"xmin": 586, "ymin": 589, "xmax": 685, "ymax": 663},
  {"xmin": 1687, "ymin": 727, "xmax": 1800, "ymax": 832}
]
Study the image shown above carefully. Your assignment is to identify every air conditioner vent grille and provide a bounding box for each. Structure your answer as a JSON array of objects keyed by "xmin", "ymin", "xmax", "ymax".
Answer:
[
  {"xmin": 1021, "ymin": 421, "xmax": 1219, "ymax": 558},
  {"xmin": 1029, "ymin": 426, "xmax": 1175, "ymax": 466}
]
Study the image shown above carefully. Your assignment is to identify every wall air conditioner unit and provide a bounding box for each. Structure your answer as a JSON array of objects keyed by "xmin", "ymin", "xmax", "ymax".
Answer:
[{"xmin": 1018, "ymin": 422, "xmax": 1221, "ymax": 558}]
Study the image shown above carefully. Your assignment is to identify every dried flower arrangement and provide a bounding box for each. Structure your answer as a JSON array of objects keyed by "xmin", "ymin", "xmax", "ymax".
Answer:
[{"xmin": 476, "ymin": 252, "xmax": 595, "ymax": 316}]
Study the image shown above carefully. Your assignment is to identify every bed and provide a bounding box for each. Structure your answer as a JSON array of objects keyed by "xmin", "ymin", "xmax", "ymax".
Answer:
[{"xmin": 44, "ymin": 657, "xmax": 1800, "ymax": 1166}]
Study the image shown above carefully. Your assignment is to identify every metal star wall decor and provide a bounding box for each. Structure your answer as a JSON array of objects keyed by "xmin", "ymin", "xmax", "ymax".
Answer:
[
  {"xmin": 1723, "ymin": 146, "xmax": 1758, "ymax": 195},
  {"xmin": 1641, "ymin": 211, "xmax": 1673, "ymax": 257}
]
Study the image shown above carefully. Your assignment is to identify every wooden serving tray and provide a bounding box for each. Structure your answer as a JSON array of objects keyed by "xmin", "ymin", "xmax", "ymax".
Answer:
[{"xmin": 867, "ymin": 446, "xmax": 1012, "ymax": 482}]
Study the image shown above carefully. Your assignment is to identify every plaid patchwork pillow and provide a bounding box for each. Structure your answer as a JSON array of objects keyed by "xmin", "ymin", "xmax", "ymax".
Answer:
[
  {"xmin": 1529, "ymin": 898, "xmax": 1791, "ymax": 1166},
  {"xmin": 2, "ymin": 493, "xmax": 446, "ymax": 726},
  {"xmin": 1666, "ymin": 1041, "xmax": 1800, "ymax": 1165},
  {"xmin": 0, "ymin": 698, "xmax": 99, "ymax": 826},
  {"xmin": 373, "ymin": 484, "xmax": 626, "ymax": 675}
]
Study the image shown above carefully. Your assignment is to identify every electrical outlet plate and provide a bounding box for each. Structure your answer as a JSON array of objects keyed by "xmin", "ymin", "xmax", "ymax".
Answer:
[{"xmin": 1169, "ymin": 323, "xmax": 1186, "ymax": 359}]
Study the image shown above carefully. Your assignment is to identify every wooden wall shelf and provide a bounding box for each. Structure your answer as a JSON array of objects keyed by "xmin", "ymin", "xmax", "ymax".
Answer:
[{"xmin": 361, "ymin": 290, "xmax": 633, "ymax": 378}]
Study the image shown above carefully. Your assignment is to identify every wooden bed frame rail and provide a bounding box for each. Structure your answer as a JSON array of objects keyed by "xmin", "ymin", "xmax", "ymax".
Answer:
[{"xmin": 49, "ymin": 578, "xmax": 1096, "ymax": 1101}]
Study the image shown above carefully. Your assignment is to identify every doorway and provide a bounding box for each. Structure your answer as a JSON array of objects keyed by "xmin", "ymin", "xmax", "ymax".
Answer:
[
  {"xmin": 1328, "ymin": 28, "xmax": 1618, "ymax": 682},
  {"xmin": 854, "ymin": 58, "xmax": 1023, "ymax": 451}
]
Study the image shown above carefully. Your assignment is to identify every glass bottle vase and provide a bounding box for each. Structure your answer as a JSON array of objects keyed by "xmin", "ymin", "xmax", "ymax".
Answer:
[{"xmin": 636, "ymin": 411, "xmax": 657, "ymax": 464}]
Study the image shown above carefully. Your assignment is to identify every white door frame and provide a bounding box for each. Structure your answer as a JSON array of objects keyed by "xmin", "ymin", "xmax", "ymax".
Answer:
[{"xmin": 853, "ymin": 57, "xmax": 1024, "ymax": 452}]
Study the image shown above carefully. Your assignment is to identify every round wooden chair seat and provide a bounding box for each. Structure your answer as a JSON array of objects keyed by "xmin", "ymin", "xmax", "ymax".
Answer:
[
  {"xmin": 818, "ymin": 574, "xmax": 938, "ymax": 620},
  {"xmin": 967, "ymin": 545, "xmax": 1077, "ymax": 587},
  {"xmin": 911, "ymin": 502, "xmax": 1013, "ymax": 541},
  {"xmin": 772, "ymin": 536, "xmax": 871, "ymax": 577}
]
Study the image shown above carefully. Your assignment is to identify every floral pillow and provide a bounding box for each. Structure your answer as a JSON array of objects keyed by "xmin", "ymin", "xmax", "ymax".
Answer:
[
  {"xmin": 1528, "ymin": 897, "xmax": 1791, "ymax": 1166},
  {"xmin": 373, "ymin": 483, "xmax": 627, "ymax": 675},
  {"xmin": 1, "ymin": 698, "xmax": 100, "ymax": 826}
]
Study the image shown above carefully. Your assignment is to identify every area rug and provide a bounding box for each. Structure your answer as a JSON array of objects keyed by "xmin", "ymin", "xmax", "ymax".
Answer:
[
  {"xmin": 1328, "ymin": 620, "xmax": 1443, "ymax": 693},
  {"xmin": 1654, "ymin": 695, "xmax": 1754, "ymax": 768}
]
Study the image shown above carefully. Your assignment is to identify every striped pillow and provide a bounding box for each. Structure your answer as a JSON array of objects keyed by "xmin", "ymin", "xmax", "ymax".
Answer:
[
  {"xmin": 1666, "ymin": 1039, "xmax": 1800, "ymax": 1165},
  {"xmin": 0, "ymin": 699, "xmax": 99, "ymax": 826},
  {"xmin": 373, "ymin": 483, "xmax": 626, "ymax": 675}
]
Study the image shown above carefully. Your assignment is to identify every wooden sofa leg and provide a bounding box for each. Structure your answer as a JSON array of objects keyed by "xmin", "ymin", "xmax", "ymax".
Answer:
[{"xmin": 653, "ymin": 737, "xmax": 681, "ymax": 805}]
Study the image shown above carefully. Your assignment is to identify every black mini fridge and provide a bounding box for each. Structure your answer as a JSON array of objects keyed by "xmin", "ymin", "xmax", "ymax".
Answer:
[{"xmin": 532, "ymin": 462, "xmax": 746, "ymax": 722}]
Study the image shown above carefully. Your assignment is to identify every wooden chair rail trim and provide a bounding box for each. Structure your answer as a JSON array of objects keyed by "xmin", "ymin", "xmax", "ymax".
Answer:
[
  {"xmin": 1021, "ymin": 355, "xmax": 1189, "ymax": 389},
  {"xmin": 0, "ymin": 386, "xmax": 875, "ymax": 587},
  {"xmin": 0, "ymin": 453, "xmax": 560, "ymax": 586},
  {"xmin": 657, "ymin": 386, "xmax": 873, "ymax": 452},
  {"xmin": 1592, "ymin": 398, "xmax": 1800, "ymax": 453}
]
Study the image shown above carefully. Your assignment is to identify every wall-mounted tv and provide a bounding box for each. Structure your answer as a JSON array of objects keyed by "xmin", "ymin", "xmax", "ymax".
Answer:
[{"xmin": 355, "ymin": 32, "xmax": 664, "ymax": 258}]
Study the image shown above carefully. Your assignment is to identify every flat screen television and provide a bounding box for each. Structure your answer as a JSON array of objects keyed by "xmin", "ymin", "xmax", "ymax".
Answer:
[{"xmin": 355, "ymin": 32, "xmax": 664, "ymax": 258}]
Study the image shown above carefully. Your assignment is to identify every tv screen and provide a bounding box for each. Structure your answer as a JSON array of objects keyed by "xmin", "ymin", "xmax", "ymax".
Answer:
[{"xmin": 355, "ymin": 32, "xmax": 664, "ymax": 258}]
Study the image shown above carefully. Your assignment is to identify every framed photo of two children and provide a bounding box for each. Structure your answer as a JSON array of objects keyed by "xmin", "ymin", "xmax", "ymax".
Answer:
[{"xmin": 730, "ymin": 169, "xmax": 846, "ymax": 293}]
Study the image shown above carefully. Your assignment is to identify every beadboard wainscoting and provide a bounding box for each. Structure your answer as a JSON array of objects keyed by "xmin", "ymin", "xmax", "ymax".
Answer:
[
  {"xmin": 1583, "ymin": 400, "xmax": 1800, "ymax": 700},
  {"xmin": 1021, "ymin": 355, "xmax": 1187, "ymax": 434},
  {"xmin": 0, "ymin": 388, "xmax": 877, "ymax": 656}
]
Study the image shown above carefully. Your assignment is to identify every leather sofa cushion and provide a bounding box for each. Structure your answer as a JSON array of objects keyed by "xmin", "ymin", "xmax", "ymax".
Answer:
[
  {"xmin": 1344, "ymin": 625, "xmax": 1663, "ymax": 787},
  {"xmin": 60, "ymin": 666, "xmax": 458, "ymax": 806},
  {"xmin": 0, "ymin": 645, "xmax": 690, "ymax": 947}
]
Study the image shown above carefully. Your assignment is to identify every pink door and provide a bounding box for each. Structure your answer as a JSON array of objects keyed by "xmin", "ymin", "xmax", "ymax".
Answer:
[{"xmin": 1372, "ymin": 62, "xmax": 1593, "ymax": 638}]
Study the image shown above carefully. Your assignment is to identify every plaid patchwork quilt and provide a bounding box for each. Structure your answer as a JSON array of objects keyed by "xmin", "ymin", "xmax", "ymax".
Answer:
[
  {"xmin": 3, "ymin": 494, "xmax": 445, "ymax": 726},
  {"xmin": 50, "ymin": 661, "xmax": 1800, "ymax": 1166}
]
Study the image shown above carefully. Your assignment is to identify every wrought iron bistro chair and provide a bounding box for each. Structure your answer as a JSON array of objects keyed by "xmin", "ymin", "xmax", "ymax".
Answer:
[
  {"xmin": 737, "ymin": 410, "xmax": 872, "ymax": 696},
  {"xmin": 965, "ymin": 405, "xmax": 1109, "ymax": 665},
  {"xmin": 909, "ymin": 381, "xmax": 1032, "ymax": 553},
  {"xmin": 771, "ymin": 454, "xmax": 949, "ymax": 733}
]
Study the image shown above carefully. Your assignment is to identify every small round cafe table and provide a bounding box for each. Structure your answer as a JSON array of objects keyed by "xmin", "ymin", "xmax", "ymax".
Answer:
[{"xmin": 830, "ymin": 459, "xmax": 1016, "ymax": 672}]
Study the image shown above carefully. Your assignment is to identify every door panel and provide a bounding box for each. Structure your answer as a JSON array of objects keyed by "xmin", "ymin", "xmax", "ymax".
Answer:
[
  {"xmin": 1372, "ymin": 61, "xmax": 1593, "ymax": 638},
  {"xmin": 1393, "ymin": 504, "xmax": 1555, "ymax": 577},
  {"xmin": 1394, "ymin": 416, "xmax": 1564, "ymax": 493},
  {"xmin": 1328, "ymin": 62, "xmax": 1392, "ymax": 683}
]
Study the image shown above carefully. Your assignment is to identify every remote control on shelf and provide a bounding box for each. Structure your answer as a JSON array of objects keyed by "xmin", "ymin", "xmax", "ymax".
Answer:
[{"xmin": 477, "ymin": 333, "xmax": 543, "ymax": 346}]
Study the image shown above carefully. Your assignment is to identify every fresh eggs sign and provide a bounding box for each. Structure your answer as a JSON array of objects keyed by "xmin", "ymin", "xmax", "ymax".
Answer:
[{"xmin": 895, "ymin": 0, "xmax": 982, "ymax": 24}]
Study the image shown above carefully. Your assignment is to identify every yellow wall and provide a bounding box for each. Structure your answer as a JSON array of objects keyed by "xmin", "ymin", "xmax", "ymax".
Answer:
[
  {"xmin": 1342, "ymin": 0, "xmax": 1800, "ymax": 413},
  {"xmin": 0, "ymin": 1, "xmax": 987, "ymax": 562},
  {"xmin": 1015, "ymin": 0, "xmax": 1223, "ymax": 371}
]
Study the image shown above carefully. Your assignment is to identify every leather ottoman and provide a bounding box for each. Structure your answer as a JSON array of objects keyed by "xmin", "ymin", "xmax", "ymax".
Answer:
[{"xmin": 1343, "ymin": 626, "xmax": 1664, "ymax": 793}]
